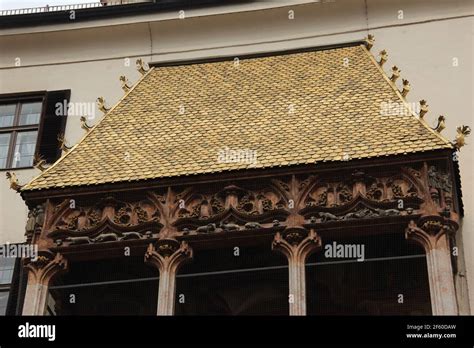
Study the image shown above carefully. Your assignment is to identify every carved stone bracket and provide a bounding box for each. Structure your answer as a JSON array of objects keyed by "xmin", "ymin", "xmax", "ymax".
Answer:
[
  {"xmin": 405, "ymin": 217, "xmax": 458, "ymax": 315},
  {"xmin": 272, "ymin": 228, "xmax": 322, "ymax": 315},
  {"xmin": 144, "ymin": 239, "xmax": 193, "ymax": 315},
  {"xmin": 22, "ymin": 252, "xmax": 68, "ymax": 315}
]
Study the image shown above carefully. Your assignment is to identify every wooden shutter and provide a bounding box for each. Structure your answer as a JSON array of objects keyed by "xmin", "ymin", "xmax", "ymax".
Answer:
[{"xmin": 37, "ymin": 90, "xmax": 70, "ymax": 163}]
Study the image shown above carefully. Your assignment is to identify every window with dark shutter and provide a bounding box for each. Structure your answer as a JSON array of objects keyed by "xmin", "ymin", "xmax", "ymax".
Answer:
[
  {"xmin": 0, "ymin": 90, "xmax": 70, "ymax": 169},
  {"xmin": 38, "ymin": 90, "xmax": 70, "ymax": 164}
]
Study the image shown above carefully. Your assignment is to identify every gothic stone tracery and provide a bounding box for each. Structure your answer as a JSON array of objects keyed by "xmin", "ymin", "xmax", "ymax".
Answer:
[{"xmin": 35, "ymin": 162, "xmax": 458, "ymax": 249}]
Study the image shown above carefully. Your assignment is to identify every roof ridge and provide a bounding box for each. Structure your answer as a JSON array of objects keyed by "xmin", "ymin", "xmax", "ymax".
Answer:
[
  {"xmin": 360, "ymin": 44, "xmax": 453, "ymax": 149},
  {"xmin": 22, "ymin": 65, "xmax": 156, "ymax": 191},
  {"xmin": 151, "ymin": 40, "xmax": 365, "ymax": 68}
]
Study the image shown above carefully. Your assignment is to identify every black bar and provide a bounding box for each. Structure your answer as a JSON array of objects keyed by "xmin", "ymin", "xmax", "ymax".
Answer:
[{"xmin": 0, "ymin": 316, "xmax": 473, "ymax": 346}]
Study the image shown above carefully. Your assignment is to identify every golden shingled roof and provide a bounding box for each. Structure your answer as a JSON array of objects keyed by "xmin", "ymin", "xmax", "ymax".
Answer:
[{"xmin": 23, "ymin": 43, "xmax": 452, "ymax": 191}]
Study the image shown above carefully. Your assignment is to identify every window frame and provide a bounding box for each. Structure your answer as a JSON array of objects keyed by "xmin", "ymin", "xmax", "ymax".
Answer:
[
  {"xmin": 0, "ymin": 288, "xmax": 10, "ymax": 316},
  {"xmin": 0, "ymin": 92, "xmax": 47, "ymax": 170}
]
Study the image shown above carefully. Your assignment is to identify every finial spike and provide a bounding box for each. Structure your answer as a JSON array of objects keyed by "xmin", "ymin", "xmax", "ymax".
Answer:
[
  {"xmin": 6, "ymin": 172, "xmax": 22, "ymax": 192},
  {"xmin": 433, "ymin": 115, "xmax": 446, "ymax": 133},
  {"xmin": 57, "ymin": 133, "xmax": 72, "ymax": 152},
  {"xmin": 419, "ymin": 100, "xmax": 429, "ymax": 118},
  {"xmin": 390, "ymin": 66, "xmax": 401, "ymax": 83},
  {"xmin": 119, "ymin": 75, "xmax": 132, "ymax": 93},
  {"xmin": 136, "ymin": 59, "xmax": 149, "ymax": 75},
  {"xmin": 454, "ymin": 125, "xmax": 471, "ymax": 150},
  {"xmin": 96, "ymin": 97, "xmax": 110, "ymax": 114},
  {"xmin": 365, "ymin": 34, "xmax": 375, "ymax": 50},
  {"xmin": 80, "ymin": 116, "xmax": 93, "ymax": 132},
  {"xmin": 33, "ymin": 154, "xmax": 47, "ymax": 171},
  {"xmin": 401, "ymin": 79, "xmax": 411, "ymax": 97},
  {"xmin": 378, "ymin": 50, "xmax": 388, "ymax": 67}
]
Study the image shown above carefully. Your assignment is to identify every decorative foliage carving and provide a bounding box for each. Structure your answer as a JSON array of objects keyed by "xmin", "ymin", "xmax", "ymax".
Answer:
[
  {"xmin": 135, "ymin": 206, "xmax": 149, "ymax": 224},
  {"xmin": 366, "ymin": 183, "xmax": 383, "ymax": 201},
  {"xmin": 41, "ymin": 163, "xmax": 448, "ymax": 249},
  {"xmin": 236, "ymin": 194, "xmax": 255, "ymax": 213},
  {"xmin": 387, "ymin": 178, "xmax": 420, "ymax": 200},
  {"xmin": 337, "ymin": 184, "xmax": 353, "ymax": 205},
  {"xmin": 305, "ymin": 186, "xmax": 329, "ymax": 207},
  {"xmin": 179, "ymin": 194, "xmax": 226, "ymax": 219},
  {"xmin": 427, "ymin": 166, "xmax": 452, "ymax": 193},
  {"xmin": 114, "ymin": 206, "xmax": 132, "ymax": 225}
]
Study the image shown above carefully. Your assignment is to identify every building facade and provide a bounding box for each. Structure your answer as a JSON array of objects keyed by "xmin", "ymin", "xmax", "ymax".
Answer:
[{"xmin": 0, "ymin": 0, "xmax": 472, "ymax": 315}]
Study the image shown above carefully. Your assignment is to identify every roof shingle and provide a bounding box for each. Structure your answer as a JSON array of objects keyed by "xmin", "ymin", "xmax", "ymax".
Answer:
[{"xmin": 22, "ymin": 44, "xmax": 452, "ymax": 191}]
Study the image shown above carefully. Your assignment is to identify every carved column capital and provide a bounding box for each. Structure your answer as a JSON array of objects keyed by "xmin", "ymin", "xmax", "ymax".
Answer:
[
  {"xmin": 24, "ymin": 252, "xmax": 69, "ymax": 285},
  {"xmin": 272, "ymin": 227, "xmax": 322, "ymax": 262},
  {"xmin": 405, "ymin": 216, "xmax": 458, "ymax": 251},
  {"xmin": 145, "ymin": 239, "xmax": 193, "ymax": 316},
  {"xmin": 22, "ymin": 252, "xmax": 68, "ymax": 315},
  {"xmin": 405, "ymin": 217, "xmax": 458, "ymax": 315},
  {"xmin": 272, "ymin": 227, "xmax": 321, "ymax": 316},
  {"xmin": 144, "ymin": 239, "xmax": 193, "ymax": 273}
]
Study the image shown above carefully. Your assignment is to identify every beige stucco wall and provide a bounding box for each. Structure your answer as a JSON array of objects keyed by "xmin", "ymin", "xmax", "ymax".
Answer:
[{"xmin": 0, "ymin": 0, "xmax": 472, "ymax": 312}]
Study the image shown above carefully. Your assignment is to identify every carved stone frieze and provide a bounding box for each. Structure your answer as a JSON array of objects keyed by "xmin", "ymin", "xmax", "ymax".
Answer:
[
  {"xmin": 308, "ymin": 207, "xmax": 402, "ymax": 224},
  {"xmin": 38, "ymin": 163, "xmax": 453, "ymax": 249}
]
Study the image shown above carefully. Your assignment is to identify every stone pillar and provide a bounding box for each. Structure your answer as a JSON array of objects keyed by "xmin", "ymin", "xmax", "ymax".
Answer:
[
  {"xmin": 22, "ymin": 253, "xmax": 68, "ymax": 315},
  {"xmin": 144, "ymin": 239, "xmax": 193, "ymax": 315},
  {"xmin": 272, "ymin": 228, "xmax": 322, "ymax": 316},
  {"xmin": 406, "ymin": 218, "xmax": 458, "ymax": 315}
]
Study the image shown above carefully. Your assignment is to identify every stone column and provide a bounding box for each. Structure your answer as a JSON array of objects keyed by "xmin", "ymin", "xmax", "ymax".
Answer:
[
  {"xmin": 272, "ymin": 228, "xmax": 322, "ymax": 316},
  {"xmin": 144, "ymin": 239, "xmax": 193, "ymax": 315},
  {"xmin": 22, "ymin": 253, "xmax": 68, "ymax": 315},
  {"xmin": 405, "ymin": 218, "xmax": 458, "ymax": 315}
]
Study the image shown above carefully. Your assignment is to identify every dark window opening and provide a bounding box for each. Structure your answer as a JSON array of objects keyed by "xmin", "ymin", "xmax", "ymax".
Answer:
[
  {"xmin": 306, "ymin": 232, "xmax": 431, "ymax": 315},
  {"xmin": 49, "ymin": 257, "xmax": 158, "ymax": 316},
  {"xmin": 175, "ymin": 244, "xmax": 289, "ymax": 315}
]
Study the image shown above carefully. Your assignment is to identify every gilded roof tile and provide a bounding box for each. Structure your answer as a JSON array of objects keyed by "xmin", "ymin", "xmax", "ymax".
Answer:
[{"xmin": 23, "ymin": 44, "xmax": 452, "ymax": 191}]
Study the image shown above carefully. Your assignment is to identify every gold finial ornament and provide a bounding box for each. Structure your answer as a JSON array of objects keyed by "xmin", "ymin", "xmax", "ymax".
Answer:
[
  {"xmin": 378, "ymin": 50, "xmax": 388, "ymax": 67},
  {"xmin": 57, "ymin": 133, "xmax": 72, "ymax": 152},
  {"xmin": 390, "ymin": 66, "xmax": 401, "ymax": 83},
  {"xmin": 119, "ymin": 75, "xmax": 132, "ymax": 93},
  {"xmin": 419, "ymin": 100, "xmax": 429, "ymax": 118},
  {"xmin": 136, "ymin": 58, "xmax": 149, "ymax": 75},
  {"xmin": 6, "ymin": 172, "xmax": 22, "ymax": 191},
  {"xmin": 433, "ymin": 115, "xmax": 446, "ymax": 133},
  {"xmin": 96, "ymin": 97, "xmax": 110, "ymax": 114},
  {"xmin": 365, "ymin": 34, "xmax": 375, "ymax": 50},
  {"xmin": 33, "ymin": 154, "xmax": 47, "ymax": 171},
  {"xmin": 80, "ymin": 116, "xmax": 93, "ymax": 132},
  {"xmin": 454, "ymin": 125, "xmax": 471, "ymax": 149},
  {"xmin": 401, "ymin": 79, "xmax": 411, "ymax": 97}
]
